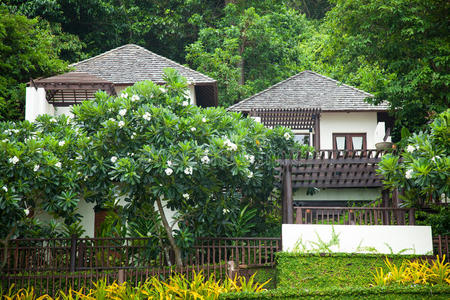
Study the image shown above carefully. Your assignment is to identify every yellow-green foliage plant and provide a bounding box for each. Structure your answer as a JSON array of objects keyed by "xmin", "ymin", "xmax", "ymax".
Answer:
[
  {"xmin": 372, "ymin": 255, "xmax": 450, "ymax": 286},
  {"xmin": 1, "ymin": 271, "xmax": 269, "ymax": 300}
]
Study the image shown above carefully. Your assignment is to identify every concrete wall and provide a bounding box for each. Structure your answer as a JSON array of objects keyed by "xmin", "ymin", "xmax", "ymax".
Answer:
[
  {"xmin": 282, "ymin": 224, "xmax": 433, "ymax": 255},
  {"xmin": 320, "ymin": 112, "xmax": 378, "ymax": 149}
]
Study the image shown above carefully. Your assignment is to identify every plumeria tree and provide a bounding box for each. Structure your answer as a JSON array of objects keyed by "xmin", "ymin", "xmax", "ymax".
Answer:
[
  {"xmin": 72, "ymin": 69, "xmax": 303, "ymax": 265},
  {"xmin": 1, "ymin": 69, "xmax": 305, "ymax": 267},
  {"xmin": 377, "ymin": 109, "xmax": 449, "ymax": 207}
]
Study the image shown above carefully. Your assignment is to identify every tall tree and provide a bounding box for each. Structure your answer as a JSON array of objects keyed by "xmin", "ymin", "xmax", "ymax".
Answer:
[
  {"xmin": 186, "ymin": 4, "xmax": 315, "ymax": 106},
  {"xmin": 0, "ymin": 8, "xmax": 67, "ymax": 121},
  {"xmin": 312, "ymin": 0, "xmax": 449, "ymax": 135}
]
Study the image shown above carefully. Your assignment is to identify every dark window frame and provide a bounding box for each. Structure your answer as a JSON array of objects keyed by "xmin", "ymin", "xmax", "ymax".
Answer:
[{"xmin": 332, "ymin": 133, "xmax": 367, "ymax": 151}]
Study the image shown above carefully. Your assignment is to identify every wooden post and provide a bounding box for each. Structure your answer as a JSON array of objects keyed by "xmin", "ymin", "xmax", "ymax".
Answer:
[
  {"xmin": 282, "ymin": 161, "xmax": 293, "ymax": 224},
  {"xmin": 226, "ymin": 260, "xmax": 239, "ymax": 279},
  {"xmin": 314, "ymin": 113, "xmax": 320, "ymax": 150},
  {"xmin": 118, "ymin": 269, "xmax": 125, "ymax": 284},
  {"xmin": 69, "ymin": 234, "xmax": 77, "ymax": 272},
  {"xmin": 409, "ymin": 208, "xmax": 415, "ymax": 225},
  {"xmin": 382, "ymin": 190, "xmax": 390, "ymax": 224}
]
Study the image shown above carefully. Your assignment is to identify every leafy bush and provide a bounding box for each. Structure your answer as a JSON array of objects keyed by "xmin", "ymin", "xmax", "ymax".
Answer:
[
  {"xmin": 377, "ymin": 109, "xmax": 449, "ymax": 207},
  {"xmin": 372, "ymin": 255, "xmax": 450, "ymax": 286},
  {"xmin": 1, "ymin": 271, "xmax": 269, "ymax": 299}
]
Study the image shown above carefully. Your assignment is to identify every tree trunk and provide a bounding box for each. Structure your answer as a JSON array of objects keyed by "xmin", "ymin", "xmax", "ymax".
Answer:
[
  {"xmin": 238, "ymin": 58, "xmax": 245, "ymax": 85},
  {"xmin": 156, "ymin": 197, "xmax": 183, "ymax": 267}
]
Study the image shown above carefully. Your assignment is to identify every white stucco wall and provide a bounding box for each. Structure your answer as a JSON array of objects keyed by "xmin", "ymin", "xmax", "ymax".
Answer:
[
  {"xmin": 25, "ymin": 87, "xmax": 55, "ymax": 121},
  {"xmin": 282, "ymin": 224, "xmax": 433, "ymax": 255},
  {"xmin": 320, "ymin": 112, "xmax": 378, "ymax": 149},
  {"xmin": 54, "ymin": 107, "xmax": 74, "ymax": 118},
  {"xmin": 294, "ymin": 187, "xmax": 381, "ymax": 202}
]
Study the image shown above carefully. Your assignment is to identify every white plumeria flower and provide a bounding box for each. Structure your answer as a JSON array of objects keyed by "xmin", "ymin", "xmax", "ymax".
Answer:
[
  {"xmin": 59, "ymin": 141, "xmax": 65, "ymax": 147},
  {"xmin": 406, "ymin": 145, "xmax": 416, "ymax": 153},
  {"xmin": 159, "ymin": 87, "xmax": 166, "ymax": 93},
  {"xmin": 284, "ymin": 132, "xmax": 291, "ymax": 140},
  {"xmin": 431, "ymin": 156, "xmax": 440, "ymax": 163},
  {"xmin": 131, "ymin": 132, "xmax": 136, "ymax": 139},
  {"xmin": 184, "ymin": 166, "xmax": 193, "ymax": 175},
  {"xmin": 2, "ymin": 139, "xmax": 9, "ymax": 143},
  {"xmin": 109, "ymin": 118, "xmax": 116, "ymax": 122},
  {"xmin": 2, "ymin": 186, "xmax": 7, "ymax": 192},
  {"xmin": 118, "ymin": 121, "xmax": 125, "ymax": 128},
  {"xmin": 24, "ymin": 209, "xmax": 29, "ymax": 216},
  {"xmin": 405, "ymin": 169, "xmax": 413, "ymax": 179},
  {"xmin": 191, "ymin": 127, "xmax": 196, "ymax": 132},
  {"xmin": 167, "ymin": 160, "xmax": 173, "ymax": 167},
  {"xmin": 9, "ymin": 156, "xmax": 19, "ymax": 165},
  {"xmin": 224, "ymin": 139, "xmax": 237, "ymax": 151},
  {"xmin": 131, "ymin": 95, "xmax": 140, "ymax": 101},
  {"xmin": 247, "ymin": 171, "xmax": 254, "ymax": 178},
  {"xmin": 202, "ymin": 117, "xmax": 207, "ymax": 123},
  {"xmin": 143, "ymin": 112, "xmax": 152, "ymax": 121},
  {"xmin": 119, "ymin": 109, "xmax": 127, "ymax": 116},
  {"xmin": 182, "ymin": 193, "xmax": 190, "ymax": 200},
  {"xmin": 50, "ymin": 118, "xmax": 57, "ymax": 123},
  {"xmin": 182, "ymin": 101, "xmax": 189, "ymax": 106},
  {"xmin": 245, "ymin": 155, "xmax": 255, "ymax": 164},
  {"xmin": 120, "ymin": 92, "xmax": 128, "ymax": 98},
  {"xmin": 111, "ymin": 156, "xmax": 118, "ymax": 163},
  {"xmin": 223, "ymin": 208, "xmax": 230, "ymax": 214},
  {"xmin": 201, "ymin": 156, "xmax": 210, "ymax": 164},
  {"xmin": 55, "ymin": 162, "xmax": 62, "ymax": 168},
  {"xmin": 165, "ymin": 168, "xmax": 173, "ymax": 176},
  {"xmin": 33, "ymin": 165, "xmax": 40, "ymax": 172}
]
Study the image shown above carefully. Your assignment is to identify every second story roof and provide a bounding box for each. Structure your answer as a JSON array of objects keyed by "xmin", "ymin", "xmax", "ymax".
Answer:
[{"xmin": 228, "ymin": 70, "xmax": 388, "ymax": 112}]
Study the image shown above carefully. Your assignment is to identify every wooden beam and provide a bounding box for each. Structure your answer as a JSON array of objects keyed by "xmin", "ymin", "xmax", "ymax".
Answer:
[{"xmin": 314, "ymin": 113, "xmax": 320, "ymax": 150}]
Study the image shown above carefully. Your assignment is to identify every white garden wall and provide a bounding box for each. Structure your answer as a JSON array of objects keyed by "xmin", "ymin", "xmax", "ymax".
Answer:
[{"xmin": 282, "ymin": 224, "xmax": 433, "ymax": 255}]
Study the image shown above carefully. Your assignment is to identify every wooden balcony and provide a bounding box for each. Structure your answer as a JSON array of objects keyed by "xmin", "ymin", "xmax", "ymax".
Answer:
[{"xmin": 295, "ymin": 207, "xmax": 415, "ymax": 226}]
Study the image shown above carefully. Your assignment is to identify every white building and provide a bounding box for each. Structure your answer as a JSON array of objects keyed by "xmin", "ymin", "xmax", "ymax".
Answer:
[
  {"xmin": 26, "ymin": 44, "xmax": 218, "ymax": 122},
  {"xmin": 228, "ymin": 70, "xmax": 393, "ymax": 207},
  {"xmin": 25, "ymin": 44, "xmax": 218, "ymax": 237}
]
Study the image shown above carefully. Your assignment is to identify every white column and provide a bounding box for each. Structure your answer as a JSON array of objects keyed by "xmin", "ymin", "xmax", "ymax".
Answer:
[
  {"xmin": 189, "ymin": 85, "xmax": 196, "ymax": 105},
  {"xmin": 25, "ymin": 87, "xmax": 54, "ymax": 121}
]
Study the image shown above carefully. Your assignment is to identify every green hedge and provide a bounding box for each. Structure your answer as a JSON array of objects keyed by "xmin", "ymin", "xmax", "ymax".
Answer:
[
  {"xmin": 276, "ymin": 253, "xmax": 425, "ymax": 290},
  {"xmin": 220, "ymin": 285, "xmax": 450, "ymax": 299}
]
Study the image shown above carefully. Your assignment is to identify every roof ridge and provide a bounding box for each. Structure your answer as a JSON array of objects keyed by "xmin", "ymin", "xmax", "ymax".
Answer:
[
  {"xmin": 228, "ymin": 70, "xmax": 309, "ymax": 110},
  {"xmin": 71, "ymin": 44, "xmax": 216, "ymax": 82},
  {"xmin": 132, "ymin": 44, "xmax": 217, "ymax": 82},
  {"xmin": 70, "ymin": 44, "xmax": 132, "ymax": 67},
  {"xmin": 306, "ymin": 70, "xmax": 374, "ymax": 97}
]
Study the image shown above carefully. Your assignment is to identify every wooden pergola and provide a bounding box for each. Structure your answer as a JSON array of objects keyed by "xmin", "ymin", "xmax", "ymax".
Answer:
[
  {"xmin": 277, "ymin": 149, "xmax": 401, "ymax": 224},
  {"xmin": 250, "ymin": 108, "xmax": 321, "ymax": 148},
  {"xmin": 31, "ymin": 72, "xmax": 116, "ymax": 107}
]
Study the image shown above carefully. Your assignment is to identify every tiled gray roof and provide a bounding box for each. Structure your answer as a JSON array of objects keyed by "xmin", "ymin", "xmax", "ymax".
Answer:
[
  {"xmin": 71, "ymin": 44, "xmax": 216, "ymax": 84},
  {"xmin": 228, "ymin": 70, "xmax": 388, "ymax": 112}
]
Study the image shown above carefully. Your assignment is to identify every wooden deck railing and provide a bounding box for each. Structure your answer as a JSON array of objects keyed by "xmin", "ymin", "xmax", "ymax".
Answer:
[{"xmin": 295, "ymin": 207, "xmax": 416, "ymax": 225}]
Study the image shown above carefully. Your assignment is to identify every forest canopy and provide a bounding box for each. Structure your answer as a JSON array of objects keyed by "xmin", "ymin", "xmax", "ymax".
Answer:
[{"xmin": 1, "ymin": 0, "xmax": 449, "ymax": 135}]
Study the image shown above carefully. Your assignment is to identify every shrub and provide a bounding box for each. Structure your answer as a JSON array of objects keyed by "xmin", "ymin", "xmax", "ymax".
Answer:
[
  {"xmin": 372, "ymin": 255, "xmax": 450, "ymax": 286},
  {"xmin": 1, "ymin": 271, "xmax": 269, "ymax": 299}
]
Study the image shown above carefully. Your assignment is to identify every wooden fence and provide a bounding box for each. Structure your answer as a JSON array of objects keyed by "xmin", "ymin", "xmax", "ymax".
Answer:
[
  {"xmin": 295, "ymin": 207, "xmax": 415, "ymax": 225},
  {"xmin": 0, "ymin": 236, "xmax": 281, "ymax": 295},
  {"xmin": 433, "ymin": 235, "xmax": 449, "ymax": 259}
]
